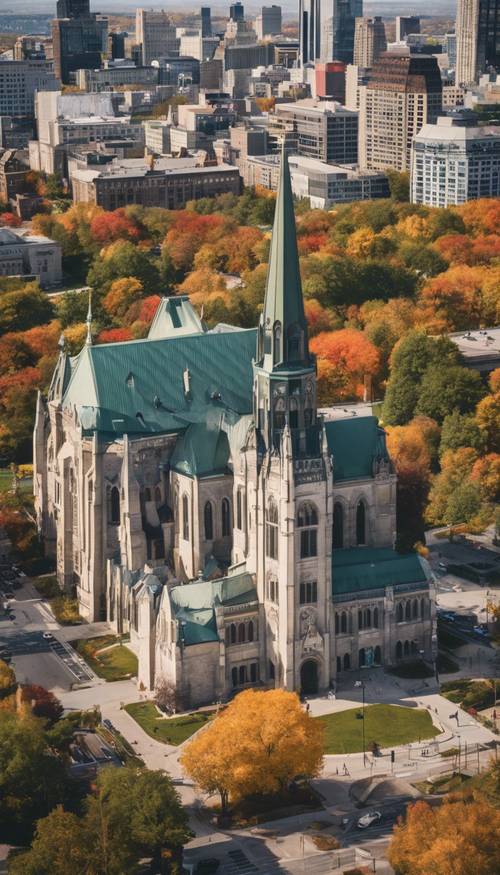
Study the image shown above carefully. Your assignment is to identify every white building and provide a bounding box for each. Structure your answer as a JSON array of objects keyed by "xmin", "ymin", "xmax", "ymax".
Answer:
[
  {"xmin": 0, "ymin": 227, "xmax": 62, "ymax": 288},
  {"xmin": 34, "ymin": 152, "xmax": 436, "ymax": 707},
  {"xmin": 288, "ymin": 155, "xmax": 390, "ymax": 207},
  {"xmin": 135, "ymin": 8, "xmax": 179, "ymax": 65},
  {"xmin": 0, "ymin": 60, "xmax": 59, "ymax": 117},
  {"xmin": 144, "ymin": 119, "xmax": 172, "ymax": 155},
  {"xmin": 411, "ymin": 112, "xmax": 500, "ymax": 206}
]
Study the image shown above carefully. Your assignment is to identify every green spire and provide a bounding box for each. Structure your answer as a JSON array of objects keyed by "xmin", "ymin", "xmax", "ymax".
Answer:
[{"xmin": 258, "ymin": 144, "xmax": 309, "ymax": 369}]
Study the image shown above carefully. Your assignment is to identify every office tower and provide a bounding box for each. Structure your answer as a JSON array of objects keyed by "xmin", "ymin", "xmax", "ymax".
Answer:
[
  {"xmin": 56, "ymin": 0, "xmax": 89, "ymax": 18},
  {"xmin": 108, "ymin": 31, "xmax": 125, "ymax": 59},
  {"xmin": 135, "ymin": 9, "xmax": 179, "ymax": 66},
  {"xmin": 299, "ymin": 0, "xmax": 362, "ymax": 66},
  {"xmin": 270, "ymin": 99, "xmax": 358, "ymax": 164},
  {"xmin": 456, "ymin": 0, "xmax": 500, "ymax": 86},
  {"xmin": 315, "ymin": 61, "xmax": 346, "ymax": 101},
  {"xmin": 445, "ymin": 32, "xmax": 457, "ymax": 67},
  {"xmin": 52, "ymin": 16, "xmax": 107, "ymax": 84},
  {"xmin": 353, "ymin": 16, "xmax": 386, "ymax": 67},
  {"xmin": 412, "ymin": 111, "xmax": 500, "ymax": 205},
  {"xmin": 395, "ymin": 15, "xmax": 420, "ymax": 43},
  {"xmin": 255, "ymin": 6, "xmax": 282, "ymax": 39},
  {"xmin": 200, "ymin": 7, "xmax": 212, "ymax": 37},
  {"xmin": 230, "ymin": 2, "xmax": 245, "ymax": 21},
  {"xmin": 360, "ymin": 53, "xmax": 442, "ymax": 171},
  {"xmin": 0, "ymin": 61, "xmax": 59, "ymax": 117}
]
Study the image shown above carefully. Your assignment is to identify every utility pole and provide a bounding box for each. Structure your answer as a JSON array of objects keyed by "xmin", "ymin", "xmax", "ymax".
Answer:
[{"xmin": 355, "ymin": 680, "xmax": 366, "ymax": 766}]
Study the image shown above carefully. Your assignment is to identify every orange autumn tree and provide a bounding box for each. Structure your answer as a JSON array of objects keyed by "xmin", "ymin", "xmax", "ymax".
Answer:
[
  {"xmin": 310, "ymin": 328, "xmax": 380, "ymax": 403},
  {"xmin": 417, "ymin": 264, "xmax": 500, "ymax": 332},
  {"xmin": 388, "ymin": 795, "xmax": 500, "ymax": 875},
  {"xmin": 102, "ymin": 277, "xmax": 144, "ymax": 320},
  {"xmin": 181, "ymin": 689, "xmax": 323, "ymax": 815}
]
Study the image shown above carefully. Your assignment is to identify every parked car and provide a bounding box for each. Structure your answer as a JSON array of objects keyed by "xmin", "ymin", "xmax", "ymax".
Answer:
[
  {"xmin": 42, "ymin": 632, "xmax": 55, "ymax": 641},
  {"xmin": 357, "ymin": 811, "xmax": 382, "ymax": 829}
]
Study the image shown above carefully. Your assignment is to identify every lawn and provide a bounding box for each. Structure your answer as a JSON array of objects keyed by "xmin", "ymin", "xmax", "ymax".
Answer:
[
  {"xmin": 317, "ymin": 704, "xmax": 440, "ymax": 754},
  {"xmin": 124, "ymin": 701, "xmax": 213, "ymax": 745},
  {"xmin": 0, "ymin": 469, "xmax": 32, "ymax": 495},
  {"xmin": 72, "ymin": 635, "xmax": 138, "ymax": 681}
]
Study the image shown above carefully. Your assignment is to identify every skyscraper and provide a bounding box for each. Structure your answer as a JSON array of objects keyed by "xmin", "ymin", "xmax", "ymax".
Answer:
[
  {"xmin": 353, "ymin": 16, "xmax": 386, "ymax": 67},
  {"xmin": 456, "ymin": 0, "xmax": 500, "ymax": 86},
  {"xmin": 52, "ymin": 0, "xmax": 107, "ymax": 84},
  {"xmin": 230, "ymin": 2, "xmax": 245, "ymax": 22},
  {"xmin": 135, "ymin": 9, "xmax": 179, "ymax": 66},
  {"xmin": 359, "ymin": 53, "xmax": 442, "ymax": 171},
  {"xmin": 395, "ymin": 16, "xmax": 420, "ymax": 43},
  {"xmin": 200, "ymin": 7, "xmax": 212, "ymax": 37},
  {"xmin": 255, "ymin": 5, "xmax": 282, "ymax": 39},
  {"xmin": 299, "ymin": 0, "xmax": 362, "ymax": 66}
]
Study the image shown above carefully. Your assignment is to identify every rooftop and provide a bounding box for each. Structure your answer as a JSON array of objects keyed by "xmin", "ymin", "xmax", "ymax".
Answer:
[
  {"xmin": 72, "ymin": 156, "xmax": 237, "ymax": 182},
  {"xmin": 275, "ymin": 99, "xmax": 358, "ymax": 116},
  {"xmin": 449, "ymin": 328, "xmax": 500, "ymax": 361},
  {"xmin": 333, "ymin": 548, "xmax": 430, "ymax": 596}
]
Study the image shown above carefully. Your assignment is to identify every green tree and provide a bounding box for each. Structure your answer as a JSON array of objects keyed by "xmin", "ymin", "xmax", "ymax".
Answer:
[
  {"xmin": 387, "ymin": 169, "xmax": 410, "ymax": 202},
  {"xmin": 55, "ymin": 289, "xmax": 91, "ymax": 328},
  {"xmin": 8, "ymin": 807, "xmax": 91, "ymax": 875},
  {"xmin": 87, "ymin": 241, "xmax": 159, "ymax": 297},
  {"xmin": 440, "ymin": 410, "xmax": 485, "ymax": 456},
  {"xmin": 382, "ymin": 331, "xmax": 459, "ymax": 425},
  {"xmin": 0, "ymin": 713, "xmax": 69, "ymax": 843},
  {"xmin": 426, "ymin": 208, "xmax": 465, "ymax": 240},
  {"xmin": 416, "ymin": 365, "xmax": 485, "ymax": 423},
  {"xmin": 399, "ymin": 241, "xmax": 448, "ymax": 277},
  {"xmin": 0, "ymin": 285, "xmax": 53, "ymax": 336},
  {"xmin": 446, "ymin": 481, "xmax": 483, "ymax": 525}
]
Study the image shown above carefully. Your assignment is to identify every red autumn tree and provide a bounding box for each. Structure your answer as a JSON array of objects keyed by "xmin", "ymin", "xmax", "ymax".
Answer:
[
  {"xmin": 97, "ymin": 327, "xmax": 133, "ymax": 344},
  {"xmin": 90, "ymin": 208, "xmax": 143, "ymax": 245},
  {"xmin": 21, "ymin": 684, "xmax": 64, "ymax": 724},
  {"xmin": 310, "ymin": 328, "xmax": 380, "ymax": 400},
  {"xmin": 304, "ymin": 299, "xmax": 336, "ymax": 336}
]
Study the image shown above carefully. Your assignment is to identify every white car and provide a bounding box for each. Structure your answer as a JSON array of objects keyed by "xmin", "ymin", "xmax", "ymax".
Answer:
[
  {"xmin": 42, "ymin": 632, "xmax": 55, "ymax": 641},
  {"xmin": 357, "ymin": 811, "xmax": 382, "ymax": 829}
]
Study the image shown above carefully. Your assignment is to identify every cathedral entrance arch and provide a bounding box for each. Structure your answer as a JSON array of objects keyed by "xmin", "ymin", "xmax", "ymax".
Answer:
[{"xmin": 300, "ymin": 659, "xmax": 319, "ymax": 695}]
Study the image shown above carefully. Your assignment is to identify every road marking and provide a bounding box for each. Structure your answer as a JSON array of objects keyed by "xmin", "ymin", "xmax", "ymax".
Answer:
[{"xmin": 395, "ymin": 771, "xmax": 414, "ymax": 777}]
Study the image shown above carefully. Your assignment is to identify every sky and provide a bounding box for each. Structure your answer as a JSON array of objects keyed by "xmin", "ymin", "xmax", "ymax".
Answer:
[{"xmin": 2, "ymin": 0, "xmax": 456, "ymax": 14}]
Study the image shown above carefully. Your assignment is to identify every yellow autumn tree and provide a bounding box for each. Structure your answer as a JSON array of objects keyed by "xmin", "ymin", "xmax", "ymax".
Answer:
[
  {"xmin": 388, "ymin": 795, "xmax": 500, "ymax": 875},
  {"xmin": 181, "ymin": 689, "xmax": 324, "ymax": 814},
  {"xmin": 102, "ymin": 276, "xmax": 144, "ymax": 320}
]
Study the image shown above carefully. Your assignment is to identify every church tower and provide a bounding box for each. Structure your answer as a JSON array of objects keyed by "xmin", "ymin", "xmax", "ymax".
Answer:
[
  {"xmin": 251, "ymin": 147, "xmax": 332, "ymax": 696},
  {"xmin": 254, "ymin": 146, "xmax": 318, "ymax": 454}
]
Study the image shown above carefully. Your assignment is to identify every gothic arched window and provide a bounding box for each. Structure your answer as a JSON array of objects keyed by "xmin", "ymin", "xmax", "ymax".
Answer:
[
  {"xmin": 266, "ymin": 500, "xmax": 278, "ymax": 559},
  {"xmin": 236, "ymin": 488, "xmax": 243, "ymax": 531},
  {"xmin": 204, "ymin": 501, "xmax": 213, "ymax": 540},
  {"xmin": 397, "ymin": 602, "xmax": 404, "ymax": 622},
  {"xmin": 373, "ymin": 606, "xmax": 379, "ymax": 628},
  {"xmin": 182, "ymin": 494, "xmax": 189, "ymax": 541},
  {"xmin": 374, "ymin": 645, "xmax": 381, "ymax": 665},
  {"xmin": 109, "ymin": 486, "xmax": 120, "ymax": 525},
  {"xmin": 273, "ymin": 322, "xmax": 281, "ymax": 363},
  {"xmin": 396, "ymin": 641, "xmax": 403, "ymax": 660},
  {"xmin": 356, "ymin": 499, "xmax": 366, "ymax": 545},
  {"xmin": 274, "ymin": 396, "xmax": 286, "ymax": 430},
  {"xmin": 287, "ymin": 323, "xmax": 302, "ymax": 360},
  {"xmin": 248, "ymin": 620, "xmax": 254, "ymax": 642},
  {"xmin": 332, "ymin": 502, "xmax": 343, "ymax": 549},
  {"xmin": 343, "ymin": 653, "xmax": 351, "ymax": 670},
  {"xmin": 222, "ymin": 498, "xmax": 231, "ymax": 537},
  {"xmin": 238, "ymin": 623, "xmax": 246, "ymax": 643},
  {"xmin": 289, "ymin": 397, "xmax": 299, "ymax": 429},
  {"xmin": 297, "ymin": 502, "xmax": 318, "ymax": 559},
  {"xmin": 341, "ymin": 612, "xmax": 347, "ymax": 634}
]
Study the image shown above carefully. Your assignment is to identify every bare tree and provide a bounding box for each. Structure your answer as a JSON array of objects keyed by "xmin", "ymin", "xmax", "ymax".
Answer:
[{"xmin": 155, "ymin": 677, "xmax": 178, "ymax": 715}]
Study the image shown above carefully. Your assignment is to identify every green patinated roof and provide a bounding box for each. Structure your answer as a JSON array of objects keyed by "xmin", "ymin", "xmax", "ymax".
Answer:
[
  {"xmin": 170, "ymin": 571, "xmax": 256, "ymax": 646},
  {"xmin": 333, "ymin": 548, "xmax": 429, "ymax": 596},
  {"xmin": 260, "ymin": 148, "xmax": 308, "ymax": 360},
  {"xmin": 325, "ymin": 417, "xmax": 390, "ymax": 482},
  {"xmin": 170, "ymin": 419, "xmax": 230, "ymax": 478},
  {"xmin": 63, "ymin": 328, "xmax": 257, "ymax": 436},
  {"xmin": 148, "ymin": 295, "xmax": 205, "ymax": 340}
]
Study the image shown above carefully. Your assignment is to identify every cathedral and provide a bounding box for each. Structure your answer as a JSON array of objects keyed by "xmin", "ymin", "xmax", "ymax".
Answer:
[{"xmin": 34, "ymin": 152, "xmax": 436, "ymax": 707}]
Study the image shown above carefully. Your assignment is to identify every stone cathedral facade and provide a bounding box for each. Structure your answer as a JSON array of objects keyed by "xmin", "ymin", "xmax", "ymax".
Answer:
[{"xmin": 34, "ymin": 153, "xmax": 436, "ymax": 707}]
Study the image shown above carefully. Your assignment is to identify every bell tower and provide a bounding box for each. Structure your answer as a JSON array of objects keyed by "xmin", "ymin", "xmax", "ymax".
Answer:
[{"xmin": 253, "ymin": 146, "xmax": 318, "ymax": 457}]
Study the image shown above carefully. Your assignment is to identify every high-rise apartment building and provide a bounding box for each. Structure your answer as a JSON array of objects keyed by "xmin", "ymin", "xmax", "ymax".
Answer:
[
  {"xmin": 353, "ymin": 16, "xmax": 386, "ymax": 67},
  {"xmin": 135, "ymin": 9, "xmax": 179, "ymax": 66},
  {"xmin": 255, "ymin": 6, "xmax": 282, "ymax": 39},
  {"xmin": 52, "ymin": 0, "xmax": 108, "ymax": 85},
  {"xmin": 359, "ymin": 53, "xmax": 442, "ymax": 171},
  {"xmin": 299, "ymin": 0, "xmax": 363, "ymax": 66},
  {"xmin": 200, "ymin": 7, "xmax": 212, "ymax": 37},
  {"xmin": 411, "ymin": 111, "xmax": 500, "ymax": 205},
  {"xmin": 456, "ymin": 0, "xmax": 500, "ymax": 86},
  {"xmin": 445, "ymin": 32, "xmax": 457, "ymax": 67},
  {"xmin": 395, "ymin": 15, "xmax": 420, "ymax": 43}
]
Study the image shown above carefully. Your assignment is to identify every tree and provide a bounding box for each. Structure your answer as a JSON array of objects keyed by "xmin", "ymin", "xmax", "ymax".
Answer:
[
  {"xmin": 388, "ymin": 795, "xmax": 500, "ymax": 875},
  {"xmin": 382, "ymin": 331, "xmax": 459, "ymax": 425},
  {"xmin": 20, "ymin": 685, "xmax": 64, "ymax": 724},
  {"xmin": 418, "ymin": 265, "xmax": 499, "ymax": 331},
  {"xmin": 0, "ymin": 712, "xmax": 69, "ymax": 843},
  {"xmin": 10, "ymin": 766, "xmax": 191, "ymax": 874},
  {"xmin": 475, "ymin": 392, "xmax": 500, "ymax": 452},
  {"xmin": 415, "ymin": 365, "xmax": 485, "ymax": 424},
  {"xmin": 470, "ymin": 454, "xmax": 500, "ymax": 502},
  {"xmin": 102, "ymin": 277, "xmax": 144, "ymax": 320},
  {"xmin": 0, "ymin": 285, "xmax": 53, "ymax": 336},
  {"xmin": 0, "ymin": 658, "xmax": 16, "ymax": 695},
  {"xmin": 155, "ymin": 678, "xmax": 179, "ymax": 715},
  {"xmin": 385, "ymin": 418, "xmax": 436, "ymax": 549},
  {"xmin": 87, "ymin": 241, "xmax": 159, "ymax": 297},
  {"xmin": 440, "ymin": 410, "xmax": 485, "ymax": 456},
  {"xmin": 310, "ymin": 329, "xmax": 380, "ymax": 401},
  {"xmin": 387, "ymin": 169, "xmax": 410, "ymax": 202},
  {"xmin": 181, "ymin": 689, "xmax": 323, "ymax": 816},
  {"xmin": 0, "ymin": 367, "xmax": 42, "ymax": 462},
  {"xmin": 55, "ymin": 289, "xmax": 91, "ymax": 328},
  {"xmin": 426, "ymin": 448, "xmax": 480, "ymax": 526}
]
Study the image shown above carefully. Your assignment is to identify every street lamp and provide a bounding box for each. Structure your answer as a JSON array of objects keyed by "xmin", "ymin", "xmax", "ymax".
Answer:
[{"xmin": 354, "ymin": 680, "xmax": 366, "ymax": 766}]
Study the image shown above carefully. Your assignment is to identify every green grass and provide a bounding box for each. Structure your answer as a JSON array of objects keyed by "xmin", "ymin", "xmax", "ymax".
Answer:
[
  {"xmin": 0, "ymin": 470, "xmax": 33, "ymax": 495},
  {"xmin": 50, "ymin": 596, "xmax": 83, "ymax": 625},
  {"xmin": 72, "ymin": 635, "xmax": 137, "ymax": 681},
  {"xmin": 124, "ymin": 701, "xmax": 213, "ymax": 745},
  {"xmin": 441, "ymin": 679, "xmax": 500, "ymax": 711},
  {"xmin": 317, "ymin": 704, "xmax": 439, "ymax": 754}
]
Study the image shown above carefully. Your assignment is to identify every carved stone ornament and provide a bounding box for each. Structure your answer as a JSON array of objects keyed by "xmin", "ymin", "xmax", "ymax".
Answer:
[{"xmin": 300, "ymin": 607, "xmax": 323, "ymax": 652}]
